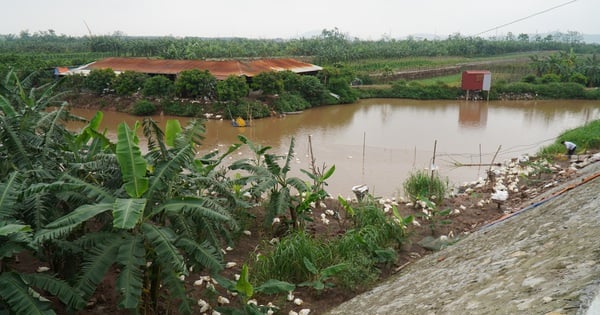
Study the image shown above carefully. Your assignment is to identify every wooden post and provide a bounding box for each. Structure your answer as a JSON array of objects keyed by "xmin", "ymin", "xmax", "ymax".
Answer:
[
  {"xmin": 487, "ymin": 145, "xmax": 502, "ymax": 188},
  {"xmin": 362, "ymin": 131, "xmax": 366, "ymax": 178},
  {"xmin": 430, "ymin": 140, "xmax": 437, "ymax": 180},
  {"xmin": 479, "ymin": 143, "xmax": 482, "ymax": 175}
]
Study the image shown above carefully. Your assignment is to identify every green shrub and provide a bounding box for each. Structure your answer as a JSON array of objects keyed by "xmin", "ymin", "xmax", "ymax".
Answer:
[
  {"xmin": 540, "ymin": 73, "xmax": 561, "ymax": 83},
  {"xmin": 583, "ymin": 88, "xmax": 600, "ymax": 100},
  {"xmin": 161, "ymin": 99, "xmax": 204, "ymax": 117},
  {"xmin": 113, "ymin": 71, "xmax": 148, "ymax": 95},
  {"xmin": 142, "ymin": 75, "xmax": 174, "ymax": 97},
  {"xmin": 569, "ymin": 72, "xmax": 588, "ymax": 85},
  {"xmin": 85, "ymin": 68, "xmax": 116, "ymax": 95},
  {"xmin": 251, "ymin": 71, "xmax": 284, "ymax": 95},
  {"xmin": 131, "ymin": 99, "xmax": 157, "ymax": 116},
  {"xmin": 327, "ymin": 77, "xmax": 359, "ymax": 103},
  {"xmin": 403, "ymin": 170, "xmax": 447, "ymax": 204},
  {"xmin": 298, "ymin": 75, "xmax": 328, "ymax": 106},
  {"xmin": 230, "ymin": 100, "xmax": 271, "ymax": 119},
  {"xmin": 521, "ymin": 74, "xmax": 537, "ymax": 83},
  {"xmin": 217, "ymin": 75, "xmax": 249, "ymax": 102},
  {"xmin": 175, "ymin": 69, "xmax": 217, "ymax": 99},
  {"xmin": 535, "ymin": 82, "xmax": 586, "ymax": 99},
  {"xmin": 273, "ymin": 92, "xmax": 309, "ymax": 113},
  {"xmin": 498, "ymin": 82, "xmax": 534, "ymax": 94},
  {"xmin": 59, "ymin": 73, "xmax": 86, "ymax": 93}
]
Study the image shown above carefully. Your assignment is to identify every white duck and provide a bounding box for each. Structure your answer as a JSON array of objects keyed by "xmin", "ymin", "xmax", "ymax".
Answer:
[{"xmin": 491, "ymin": 189, "xmax": 509, "ymax": 208}]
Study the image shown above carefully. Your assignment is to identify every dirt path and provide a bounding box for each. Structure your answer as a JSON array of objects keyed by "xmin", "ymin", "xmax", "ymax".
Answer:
[{"xmin": 326, "ymin": 159, "xmax": 600, "ymax": 315}]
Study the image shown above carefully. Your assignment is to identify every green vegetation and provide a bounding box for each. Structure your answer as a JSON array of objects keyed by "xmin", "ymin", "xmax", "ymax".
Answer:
[
  {"xmin": 131, "ymin": 99, "xmax": 157, "ymax": 116},
  {"xmin": 251, "ymin": 197, "xmax": 412, "ymax": 292},
  {"xmin": 4, "ymin": 29, "xmax": 600, "ymax": 313},
  {"xmin": 175, "ymin": 69, "xmax": 217, "ymax": 99},
  {"xmin": 113, "ymin": 70, "xmax": 148, "ymax": 95},
  {"xmin": 403, "ymin": 169, "xmax": 448, "ymax": 204},
  {"xmin": 0, "ymin": 75, "xmax": 417, "ymax": 313},
  {"xmin": 413, "ymin": 74, "xmax": 462, "ymax": 86},
  {"xmin": 84, "ymin": 68, "xmax": 116, "ymax": 94},
  {"xmin": 230, "ymin": 136, "xmax": 335, "ymax": 230},
  {"xmin": 538, "ymin": 119, "xmax": 600, "ymax": 158},
  {"xmin": 413, "ymin": 197, "xmax": 452, "ymax": 236},
  {"xmin": 0, "ymin": 72, "xmax": 241, "ymax": 313},
  {"xmin": 273, "ymin": 92, "xmax": 310, "ymax": 113},
  {"xmin": 142, "ymin": 75, "xmax": 174, "ymax": 97},
  {"xmin": 1, "ymin": 29, "xmax": 599, "ymax": 121},
  {"xmin": 216, "ymin": 75, "xmax": 249, "ymax": 102}
]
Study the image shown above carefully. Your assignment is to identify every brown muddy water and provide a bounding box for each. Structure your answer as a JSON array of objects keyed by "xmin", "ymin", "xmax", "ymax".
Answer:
[{"xmin": 67, "ymin": 99, "xmax": 600, "ymax": 198}]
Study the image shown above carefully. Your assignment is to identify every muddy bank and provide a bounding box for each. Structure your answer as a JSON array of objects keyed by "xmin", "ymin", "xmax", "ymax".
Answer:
[{"xmin": 326, "ymin": 158, "xmax": 600, "ymax": 315}]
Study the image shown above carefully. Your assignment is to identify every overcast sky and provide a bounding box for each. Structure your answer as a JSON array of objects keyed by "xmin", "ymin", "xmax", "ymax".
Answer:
[{"xmin": 2, "ymin": 0, "xmax": 596, "ymax": 39}]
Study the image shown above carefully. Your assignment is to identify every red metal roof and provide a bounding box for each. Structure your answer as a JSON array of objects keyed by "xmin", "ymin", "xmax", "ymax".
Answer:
[{"xmin": 83, "ymin": 57, "xmax": 322, "ymax": 79}]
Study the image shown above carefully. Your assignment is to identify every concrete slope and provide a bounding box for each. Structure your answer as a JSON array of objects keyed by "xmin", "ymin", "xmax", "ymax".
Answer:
[{"xmin": 327, "ymin": 163, "xmax": 600, "ymax": 315}]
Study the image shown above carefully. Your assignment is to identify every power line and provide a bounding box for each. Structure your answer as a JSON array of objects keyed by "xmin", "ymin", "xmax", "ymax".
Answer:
[{"xmin": 473, "ymin": 0, "xmax": 578, "ymax": 37}]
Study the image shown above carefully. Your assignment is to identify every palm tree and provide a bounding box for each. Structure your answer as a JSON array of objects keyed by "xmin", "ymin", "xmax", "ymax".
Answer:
[{"xmin": 582, "ymin": 54, "xmax": 600, "ymax": 87}]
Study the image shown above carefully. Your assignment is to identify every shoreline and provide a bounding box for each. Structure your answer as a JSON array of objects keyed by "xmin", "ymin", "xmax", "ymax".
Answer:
[{"xmin": 326, "ymin": 152, "xmax": 600, "ymax": 314}]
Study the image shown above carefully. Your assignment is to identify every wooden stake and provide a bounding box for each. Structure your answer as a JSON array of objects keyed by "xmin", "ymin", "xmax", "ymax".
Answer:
[
  {"xmin": 362, "ymin": 131, "xmax": 366, "ymax": 177},
  {"xmin": 478, "ymin": 143, "xmax": 482, "ymax": 175},
  {"xmin": 412, "ymin": 146, "xmax": 417, "ymax": 169},
  {"xmin": 489, "ymin": 145, "xmax": 502, "ymax": 173},
  {"xmin": 487, "ymin": 145, "xmax": 502, "ymax": 187},
  {"xmin": 431, "ymin": 140, "xmax": 437, "ymax": 181}
]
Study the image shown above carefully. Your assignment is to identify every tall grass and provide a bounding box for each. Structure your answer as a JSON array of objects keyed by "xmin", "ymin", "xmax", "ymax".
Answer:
[
  {"xmin": 538, "ymin": 119, "xmax": 600, "ymax": 157},
  {"xmin": 251, "ymin": 232, "xmax": 332, "ymax": 283},
  {"xmin": 250, "ymin": 198, "xmax": 411, "ymax": 291},
  {"xmin": 403, "ymin": 170, "xmax": 448, "ymax": 204}
]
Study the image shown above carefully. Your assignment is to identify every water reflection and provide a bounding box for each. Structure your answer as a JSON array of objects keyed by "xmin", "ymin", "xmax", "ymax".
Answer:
[
  {"xmin": 67, "ymin": 99, "xmax": 600, "ymax": 197},
  {"xmin": 459, "ymin": 102, "xmax": 488, "ymax": 127}
]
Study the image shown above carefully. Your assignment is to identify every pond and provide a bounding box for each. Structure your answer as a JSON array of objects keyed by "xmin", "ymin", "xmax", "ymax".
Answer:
[{"xmin": 67, "ymin": 99, "xmax": 600, "ymax": 198}]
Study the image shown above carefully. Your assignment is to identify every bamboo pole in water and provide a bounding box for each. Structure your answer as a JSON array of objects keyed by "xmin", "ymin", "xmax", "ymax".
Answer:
[
  {"xmin": 489, "ymin": 145, "xmax": 502, "ymax": 173},
  {"xmin": 430, "ymin": 140, "xmax": 437, "ymax": 180},
  {"xmin": 478, "ymin": 143, "xmax": 482, "ymax": 176},
  {"xmin": 362, "ymin": 131, "xmax": 366, "ymax": 178}
]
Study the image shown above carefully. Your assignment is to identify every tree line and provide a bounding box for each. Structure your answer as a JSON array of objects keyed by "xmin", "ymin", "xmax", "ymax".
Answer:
[
  {"xmin": 60, "ymin": 63, "xmax": 358, "ymax": 119},
  {"xmin": 2, "ymin": 28, "xmax": 599, "ymax": 71}
]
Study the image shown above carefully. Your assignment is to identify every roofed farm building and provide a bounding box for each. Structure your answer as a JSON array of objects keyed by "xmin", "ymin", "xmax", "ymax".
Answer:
[{"xmin": 57, "ymin": 57, "xmax": 323, "ymax": 82}]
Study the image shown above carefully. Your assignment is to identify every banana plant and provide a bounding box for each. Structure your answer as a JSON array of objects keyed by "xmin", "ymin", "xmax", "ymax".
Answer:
[
  {"xmin": 0, "ymin": 171, "xmax": 86, "ymax": 314},
  {"xmin": 230, "ymin": 136, "xmax": 311, "ymax": 230},
  {"xmin": 298, "ymin": 257, "xmax": 347, "ymax": 293},
  {"xmin": 212, "ymin": 264, "xmax": 295, "ymax": 315},
  {"xmin": 37, "ymin": 118, "xmax": 239, "ymax": 314},
  {"xmin": 231, "ymin": 135, "xmax": 336, "ymax": 231}
]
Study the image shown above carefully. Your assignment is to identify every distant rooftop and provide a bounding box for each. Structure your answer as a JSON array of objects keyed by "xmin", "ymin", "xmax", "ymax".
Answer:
[{"xmin": 60, "ymin": 57, "xmax": 322, "ymax": 79}]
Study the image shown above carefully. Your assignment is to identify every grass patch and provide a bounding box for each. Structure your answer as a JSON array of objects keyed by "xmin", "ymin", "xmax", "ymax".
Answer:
[
  {"xmin": 538, "ymin": 119, "xmax": 600, "ymax": 158},
  {"xmin": 403, "ymin": 170, "xmax": 448, "ymax": 204},
  {"xmin": 413, "ymin": 74, "xmax": 461, "ymax": 86}
]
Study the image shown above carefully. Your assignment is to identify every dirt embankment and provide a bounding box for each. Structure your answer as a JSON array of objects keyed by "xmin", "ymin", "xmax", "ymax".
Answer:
[{"xmin": 326, "ymin": 157, "xmax": 600, "ymax": 315}]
